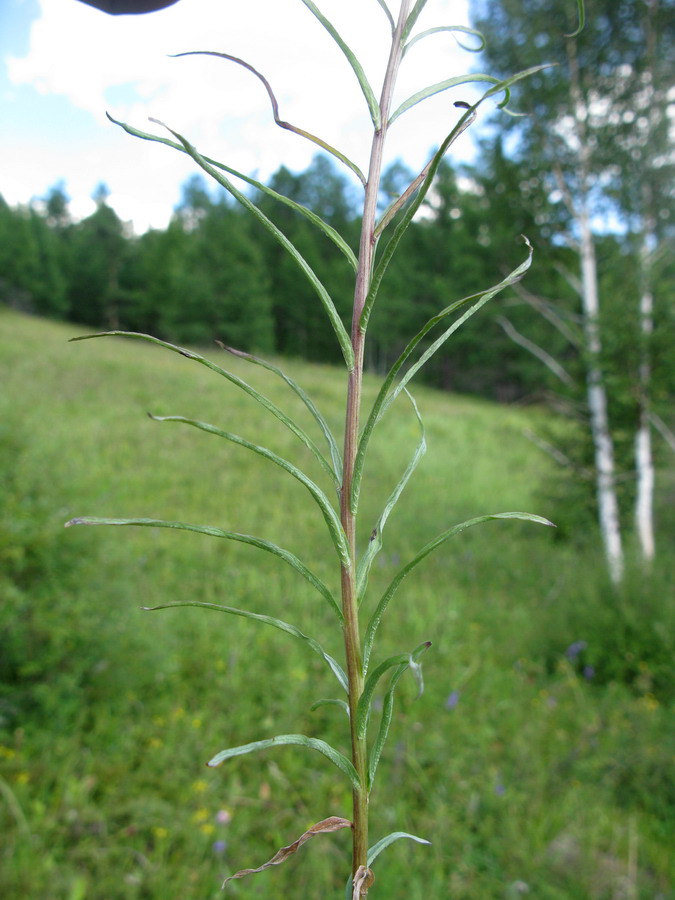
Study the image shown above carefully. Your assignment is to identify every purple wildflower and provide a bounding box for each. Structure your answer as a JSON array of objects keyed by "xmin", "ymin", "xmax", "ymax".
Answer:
[
  {"xmin": 583, "ymin": 665, "xmax": 595, "ymax": 680},
  {"xmin": 565, "ymin": 640, "xmax": 587, "ymax": 661},
  {"xmin": 445, "ymin": 690, "xmax": 461, "ymax": 710},
  {"xmin": 212, "ymin": 840, "xmax": 227, "ymax": 854}
]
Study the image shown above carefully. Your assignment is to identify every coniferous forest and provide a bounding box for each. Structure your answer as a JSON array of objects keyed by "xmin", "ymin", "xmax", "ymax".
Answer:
[{"xmin": 3, "ymin": 141, "xmax": 674, "ymax": 537}]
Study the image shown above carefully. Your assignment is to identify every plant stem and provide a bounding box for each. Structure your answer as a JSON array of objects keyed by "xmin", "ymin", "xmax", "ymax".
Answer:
[{"xmin": 340, "ymin": 2, "xmax": 411, "ymax": 891}]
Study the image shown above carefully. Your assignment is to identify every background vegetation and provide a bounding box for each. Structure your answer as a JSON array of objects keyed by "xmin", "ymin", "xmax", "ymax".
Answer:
[{"xmin": 1, "ymin": 309, "xmax": 673, "ymax": 898}]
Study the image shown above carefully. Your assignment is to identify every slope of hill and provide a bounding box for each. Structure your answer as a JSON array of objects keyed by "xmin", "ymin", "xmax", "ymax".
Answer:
[{"xmin": 1, "ymin": 308, "xmax": 672, "ymax": 899}]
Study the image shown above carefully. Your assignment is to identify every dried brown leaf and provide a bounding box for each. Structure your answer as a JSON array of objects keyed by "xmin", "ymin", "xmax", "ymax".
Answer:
[
  {"xmin": 222, "ymin": 816, "xmax": 352, "ymax": 886},
  {"xmin": 352, "ymin": 865, "xmax": 375, "ymax": 898}
]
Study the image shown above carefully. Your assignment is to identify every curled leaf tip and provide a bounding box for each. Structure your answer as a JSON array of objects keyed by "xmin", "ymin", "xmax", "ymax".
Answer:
[
  {"xmin": 64, "ymin": 518, "xmax": 83, "ymax": 527},
  {"xmin": 564, "ymin": 0, "xmax": 585, "ymax": 37}
]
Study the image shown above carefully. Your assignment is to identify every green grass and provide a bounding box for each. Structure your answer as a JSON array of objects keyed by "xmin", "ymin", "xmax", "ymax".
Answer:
[{"xmin": 1, "ymin": 308, "xmax": 672, "ymax": 899}]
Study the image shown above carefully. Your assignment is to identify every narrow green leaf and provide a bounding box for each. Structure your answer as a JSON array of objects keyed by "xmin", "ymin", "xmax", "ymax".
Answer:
[
  {"xmin": 310, "ymin": 698, "xmax": 350, "ymax": 717},
  {"xmin": 373, "ymin": 0, "xmax": 394, "ymax": 30},
  {"xmin": 404, "ymin": 25, "xmax": 485, "ymax": 55},
  {"xmin": 353, "ymin": 240, "xmax": 533, "ymax": 513},
  {"xmin": 381, "ymin": 243, "xmax": 532, "ymax": 415},
  {"xmin": 401, "ymin": 0, "xmax": 430, "ymax": 42},
  {"xmin": 367, "ymin": 643, "xmax": 432, "ymax": 789},
  {"xmin": 565, "ymin": 0, "xmax": 585, "ymax": 37},
  {"xmin": 300, "ymin": 0, "xmax": 381, "ymax": 128},
  {"xmin": 107, "ymin": 114, "xmax": 358, "ymax": 269},
  {"xmin": 367, "ymin": 831, "xmax": 431, "ymax": 865},
  {"xmin": 356, "ymin": 390, "xmax": 426, "ymax": 597},
  {"xmin": 356, "ymin": 641, "xmax": 431, "ymax": 739},
  {"xmin": 364, "ymin": 512, "xmax": 554, "ymax": 671},
  {"xmin": 218, "ymin": 343, "xmax": 343, "ymax": 479},
  {"xmin": 207, "ymin": 734, "xmax": 361, "ymax": 791},
  {"xmin": 367, "ymin": 664, "xmax": 404, "ymax": 790},
  {"xmin": 64, "ymin": 517, "xmax": 342, "ymax": 621},
  {"xmin": 389, "ymin": 71, "xmax": 518, "ymax": 125},
  {"xmin": 344, "ymin": 829, "xmax": 431, "ymax": 899},
  {"xmin": 69, "ymin": 330, "xmax": 339, "ymax": 487},
  {"xmin": 148, "ymin": 414, "xmax": 351, "ymax": 568},
  {"xmin": 149, "ymin": 119, "xmax": 354, "ymax": 370},
  {"xmin": 142, "ymin": 600, "xmax": 347, "ymax": 691},
  {"xmin": 390, "ymin": 62, "xmax": 550, "ymax": 127}
]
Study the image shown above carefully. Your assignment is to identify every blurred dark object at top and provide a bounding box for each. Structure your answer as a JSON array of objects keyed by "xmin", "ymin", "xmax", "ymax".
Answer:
[{"xmin": 76, "ymin": 0, "xmax": 181, "ymax": 14}]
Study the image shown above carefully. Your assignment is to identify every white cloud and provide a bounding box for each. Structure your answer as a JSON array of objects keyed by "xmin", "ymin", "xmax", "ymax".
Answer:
[{"xmin": 5, "ymin": 0, "xmax": 490, "ymax": 231}]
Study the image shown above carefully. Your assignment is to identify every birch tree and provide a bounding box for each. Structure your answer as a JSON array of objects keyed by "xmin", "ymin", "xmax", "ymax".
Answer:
[{"xmin": 472, "ymin": 0, "xmax": 674, "ymax": 581}]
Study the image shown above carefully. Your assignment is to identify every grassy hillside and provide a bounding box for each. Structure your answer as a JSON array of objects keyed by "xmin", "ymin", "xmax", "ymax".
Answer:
[{"xmin": 1, "ymin": 308, "xmax": 672, "ymax": 899}]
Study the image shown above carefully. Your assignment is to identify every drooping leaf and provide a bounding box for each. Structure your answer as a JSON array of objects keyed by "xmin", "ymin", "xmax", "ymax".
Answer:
[
  {"xmin": 356, "ymin": 390, "xmax": 425, "ymax": 599},
  {"xmin": 207, "ymin": 734, "xmax": 361, "ymax": 791},
  {"xmin": 300, "ymin": 0, "xmax": 381, "ymax": 128},
  {"xmin": 142, "ymin": 600, "xmax": 347, "ymax": 691},
  {"xmin": 149, "ymin": 118, "xmax": 355, "ymax": 370},
  {"xmin": 367, "ymin": 643, "xmax": 432, "ymax": 788},
  {"xmin": 353, "ymin": 240, "xmax": 533, "ymax": 513},
  {"xmin": 69, "ymin": 330, "xmax": 339, "ymax": 487},
  {"xmin": 107, "ymin": 113, "xmax": 358, "ymax": 268},
  {"xmin": 64, "ymin": 517, "xmax": 341, "ymax": 620},
  {"xmin": 310, "ymin": 698, "xmax": 350, "ymax": 717},
  {"xmin": 356, "ymin": 641, "xmax": 431, "ymax": 739},
  {"xmin": 169, "ymin": 53, "xmax": 366, "ymax": 185},
  {"xmin": 223, "ymin": 816, "xmax": 352, "ymax": 886},
  {"xmin": 404, "ymin": 25, "xmax": 485, "ymax": 54},
  {"xmin": 217, "ymin": 343, "xmax": 343, "ymax": 479},
  {"xmin": 364, "ymin": 512, "xmax": 555, "ymax": 670},
  {"xmin": 147, "ymin": 414, "xmax": 351, "ymax": 568}
]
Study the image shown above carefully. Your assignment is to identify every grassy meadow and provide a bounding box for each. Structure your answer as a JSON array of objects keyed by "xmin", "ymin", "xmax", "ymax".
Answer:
[{"xmin": 1, "ymin": 307, "xmax": 673, "ymax": 899}]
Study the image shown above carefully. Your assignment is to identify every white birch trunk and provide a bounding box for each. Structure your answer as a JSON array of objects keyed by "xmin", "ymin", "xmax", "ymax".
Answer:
[
  {"xmin": 635, "ymin": 253, "xmax": 655, "ymax": 563},
  {"xmin": 579, "ymin": 210, "xmax": 624, "ymax": 584},
  {"xmin": 634, "ymin": 4, "xmax": 658, "ymax": 565},
  {"xmin": 568, "ymin": 41, "xmax": 625, "ymax": 584}
]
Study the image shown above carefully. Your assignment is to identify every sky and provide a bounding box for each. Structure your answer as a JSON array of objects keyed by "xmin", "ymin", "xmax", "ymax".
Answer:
[{"xmin": 0, "ymin": 0, "xmax": 494, "ymax": 233}]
